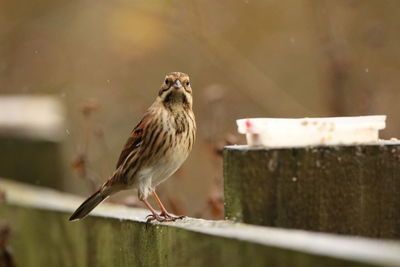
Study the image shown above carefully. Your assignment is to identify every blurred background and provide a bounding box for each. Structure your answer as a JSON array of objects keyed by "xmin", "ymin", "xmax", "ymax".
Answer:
[{"xmin": 0, "ymin": 0, "xmax": 399, "ymax": 219}]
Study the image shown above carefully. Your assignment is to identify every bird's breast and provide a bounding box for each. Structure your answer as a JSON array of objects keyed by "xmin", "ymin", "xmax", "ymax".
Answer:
[{"xmin": 146, "ymin": 110, "xmax": 195, "ymax": 185}]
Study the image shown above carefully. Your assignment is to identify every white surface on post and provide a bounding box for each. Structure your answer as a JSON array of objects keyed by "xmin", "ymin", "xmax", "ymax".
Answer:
[
  {"xmin": 0, "ymin": 95, "xmax": 65, "ymax": 141},
  {"xmin": 237, "ymin": 116, "xmax": 387, "ymax": 148}
]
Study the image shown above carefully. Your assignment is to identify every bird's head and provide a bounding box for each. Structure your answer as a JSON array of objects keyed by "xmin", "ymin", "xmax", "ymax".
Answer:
[{"xmin": 158, "ymin": 72, "xmax": 192, "ymax": 110}]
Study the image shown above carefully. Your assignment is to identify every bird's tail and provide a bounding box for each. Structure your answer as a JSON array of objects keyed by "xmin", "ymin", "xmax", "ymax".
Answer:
[{"xmin": 69, "ymin": 188, "xmax": 109, "ymax": 221}]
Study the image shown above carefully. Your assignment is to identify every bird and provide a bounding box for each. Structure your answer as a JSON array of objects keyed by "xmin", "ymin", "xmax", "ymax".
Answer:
[{"xmin": 69, "ymin": 72, "xmax": 196, "ymax": 222}]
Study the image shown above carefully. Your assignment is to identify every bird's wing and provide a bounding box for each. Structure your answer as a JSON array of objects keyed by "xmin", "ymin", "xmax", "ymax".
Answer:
[{"xmin": 115, "ymin": 113, "xmax": 150, "ymax": 169}]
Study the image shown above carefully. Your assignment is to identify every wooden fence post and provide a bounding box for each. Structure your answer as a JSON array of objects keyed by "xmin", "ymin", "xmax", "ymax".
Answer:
[{"xmin": 223, "ymin": 144, "xmax": 400, "ymax": 238}]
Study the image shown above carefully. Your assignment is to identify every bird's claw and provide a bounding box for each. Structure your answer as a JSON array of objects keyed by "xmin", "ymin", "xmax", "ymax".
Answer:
[
  {"xmin": 160, "ymin": 212, "xmax": 186, "ymax": 221},
  {"xmin": 145, "ymin": 213, "xmax": 185, "ymax": 223},
  {"xmin": 146, "ymin": 214, "xmax": 166, "ymax": 223}
]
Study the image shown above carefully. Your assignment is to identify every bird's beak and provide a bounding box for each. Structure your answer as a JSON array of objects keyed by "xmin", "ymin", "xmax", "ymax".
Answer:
[{"xmin": 173, "ymin": 80, "xmax": 182, "ymax": 89}]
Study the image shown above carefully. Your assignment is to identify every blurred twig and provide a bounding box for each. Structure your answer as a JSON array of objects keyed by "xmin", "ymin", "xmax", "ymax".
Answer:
[
  {"xmin": 71, "ymin": 99, "xmax": 102, "ymax": 191},
  {"xmin": 0, "ymin": 223, "xmax": 16, "ymax": 267},
  {"xmin": 207, "ymin": 193, "xmax": 224, "ymax": 219},
  {"xmin": 0, "ymin": 191, "xmax": 5, "ymax": 203}
]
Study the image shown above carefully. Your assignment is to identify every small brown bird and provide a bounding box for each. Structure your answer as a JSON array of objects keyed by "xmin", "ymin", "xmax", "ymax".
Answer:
[{"xmin": 69, "ymin": 72, "xmax": 196, "ymax": 222}]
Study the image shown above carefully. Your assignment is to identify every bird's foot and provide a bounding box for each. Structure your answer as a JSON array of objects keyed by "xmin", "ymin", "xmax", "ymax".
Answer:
[
  {"xmin": 145, "ymin": 212, "xmax": 186, "ymax": 223},
  {"xmin": 159, "ymin": 211, "xmax": 186, "ymax": 221},
  {"xmin": 146, "ymin": 213, "xmax": 168, "ymax": 223}
]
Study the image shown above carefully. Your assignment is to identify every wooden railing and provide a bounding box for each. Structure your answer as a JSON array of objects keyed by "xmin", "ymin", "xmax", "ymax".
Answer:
[{"xmin": 1, "ymin": 178, "xmax": 400, "ymax": 267}]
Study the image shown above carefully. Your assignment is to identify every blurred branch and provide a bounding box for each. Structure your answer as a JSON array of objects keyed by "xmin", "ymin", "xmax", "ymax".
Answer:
[
  {"xmin": 0, "ymin": 223, "xmax": 16, "ymax": 267},
  {"xmin": 0, "ymin": 191, "xmax": 5, "ymax": 203},
  {"xmin": 70, "ymin": 99, "xmax": 102, "ymax": 191}
]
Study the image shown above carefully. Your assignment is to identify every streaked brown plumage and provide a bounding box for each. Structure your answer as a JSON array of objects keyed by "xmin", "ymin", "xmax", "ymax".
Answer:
[{"xmin": 69, "ymin": 72, "xmax": 196, "ymax": 222}]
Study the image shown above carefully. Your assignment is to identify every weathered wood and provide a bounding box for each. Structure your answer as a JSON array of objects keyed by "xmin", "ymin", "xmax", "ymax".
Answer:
[
  {"xmin": 223, "ymin": 144, "xmax": 400, "ymax": 238},
  {"xmin": 0, "ymin": 96, "xmax": 65, "ymax": 189},
  {"xmin": 1, "ymin": 178, "xmax": 400, "ymax": 267}
]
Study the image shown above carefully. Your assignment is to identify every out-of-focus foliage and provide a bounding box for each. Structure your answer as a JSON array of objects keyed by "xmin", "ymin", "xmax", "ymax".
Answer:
[{"xmin": 1, "ymin": 0, "xmax": 399, "ymax": 218}]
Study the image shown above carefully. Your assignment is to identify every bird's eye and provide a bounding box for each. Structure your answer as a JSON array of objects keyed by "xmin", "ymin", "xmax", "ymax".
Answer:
[
  {"xmin": 185, "ymin": 81, "xmax": 190, "ymax": 86},
  {"xmin": 165, "ymin": 79, "xmax": 170, "ymax": 85}
]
